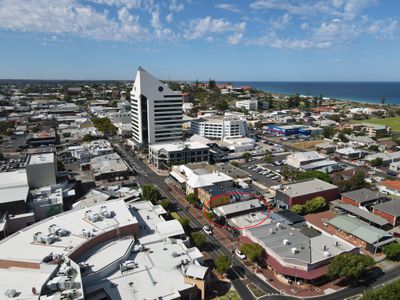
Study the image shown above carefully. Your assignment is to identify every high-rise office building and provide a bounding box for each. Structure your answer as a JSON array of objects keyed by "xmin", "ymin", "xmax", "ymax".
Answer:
[{"xmin": 130, "ymin": 67, "xmax": 183, "ymax": 145}]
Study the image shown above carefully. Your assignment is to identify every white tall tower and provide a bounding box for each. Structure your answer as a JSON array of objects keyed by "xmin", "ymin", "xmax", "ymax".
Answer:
[{"xmin": 130, "ymin": 67, "xmax": 183, "ymax": 145}]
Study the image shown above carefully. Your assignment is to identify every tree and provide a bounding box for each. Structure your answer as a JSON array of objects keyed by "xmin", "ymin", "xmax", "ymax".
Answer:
[
  {"xmin": 185, "ymin": 193, "xmax": 198, "ymax": 205},
  {"xmin": 57, "ymin": 160, "xmax": 65, "ymax": 171},
  {"xmin": 290, "ymin": 204, "xmax": 304, "ymax": 214},
  {"xmin": 323, "ymin": 127, "xmax": 336, "ymax": 138},
  {"xmin": 291, "ymin": 197, "xmax": 327, "ymax": 215},
  {"xmin": 191, "ymin": 232, "xmax": 207, "ymax": 249},
  {"xmin": 215, "ymin": 99, "xmax": 228, "ymax": 111},
  {"xmin": 208, "ymin": 79, "xmax": 217, "ymax": 90},
  {"xmin": 92, "ymin": 117, "xmax": 117, "ymax": 134},
  {"xmin": 296, "ymin": 170, "xmax": 332, "ymax": 183},
  {"xmin": 383, "ymin": 242, "xmax": 400, "ymax": 261},
  {"xmin": 368, "ymin": 145, "xmax": 380, "ymax": 152},
  {"xmin": 264, "ymin": 152, "xmax": 273, "ymax": 163},
  {"xmin": 240, "ymin": 243, "xmax": 264, "ymax": 262},
  {"xmin": 381, "ymin": 96, "xmax": 386, "ymax": 105},
  {"xmin": 140, "ymin": 184, "xmax": 161, "ymax": 202},
  {"xmin": 338, "ymin": 132, "xmax": 349, "ymax": 143},
  {"xmin": 82, "ymin": 134, "xmax": 95, "ymax": 142},
  {"xmin": 230, "ymin": 161, "xmax": 240, "ymax": 167},
  {"xmin": 46, "ymin": 205, "xmax": 62, "ymax": 217},
  {"xmin": 178, "ymin": 216, "xmax": 190, "ymax": 229},
  {"xmin": 370, "ymin": 157, "xmax": 383, "ymax": 167},
  {"xmin": 242, "ymin": 152, "xmax": 252, "ymax": 162},
  {"xmin": 361, "ymin": 278, "xmax": 400, "ymax": 300},
  {"xmin": 328, "ymin": 253, "xmax": 374, "ymax": 280},
  {"xmin": 350, "ymin": 171, "xmax": 369, "ymax": 190},
  {"xmin": 215, "ymin": 255, "xmax": 231, "ymax": 274},
  {"xmin": 160, "ymin": 199, "xmax": 171, "ymax": 211},
  {"xmin": 303, "ymin": 196, "xmax": 327, "ymax": 214}
]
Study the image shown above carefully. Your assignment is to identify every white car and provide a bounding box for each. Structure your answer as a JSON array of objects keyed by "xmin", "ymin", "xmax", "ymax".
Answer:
[
  {"xmin": 202, "ymin": 226, "xmax": 213, "ymax": 235},
  {"xmin": 235, "ymin": 249, "xmax": 246, "ymax": 260}
]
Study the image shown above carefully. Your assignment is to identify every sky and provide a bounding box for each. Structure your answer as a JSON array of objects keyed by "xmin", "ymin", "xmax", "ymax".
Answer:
[{"xmin": 0, "ymin": 0, "xmax": 399, "ymax": 81}]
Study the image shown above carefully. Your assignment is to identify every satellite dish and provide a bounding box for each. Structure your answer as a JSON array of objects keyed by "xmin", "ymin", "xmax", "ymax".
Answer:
[{"xmin": 32, "ymin": 287, "xmax": 37, "ymax": 295}]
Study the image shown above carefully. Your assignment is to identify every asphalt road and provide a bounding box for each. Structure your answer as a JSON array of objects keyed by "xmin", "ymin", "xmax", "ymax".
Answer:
[{"xmin": 114, "ymin": 141, "xmax": 400, "ymax": 300}]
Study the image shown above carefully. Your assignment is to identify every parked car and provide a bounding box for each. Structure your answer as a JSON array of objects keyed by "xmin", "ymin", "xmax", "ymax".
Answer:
[
  {"xmin": 235, "ymin": 249, "xmax": 246, "ymax": 260},
  {"xmin": 203, "ymin": 225, "xmax": 213, "ymax": 235}
]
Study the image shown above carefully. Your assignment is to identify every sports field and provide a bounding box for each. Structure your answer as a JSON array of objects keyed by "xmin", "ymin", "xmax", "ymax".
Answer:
[{"xmin": 351, "ymin": 116, "xmax": 400, "ymax": 131}]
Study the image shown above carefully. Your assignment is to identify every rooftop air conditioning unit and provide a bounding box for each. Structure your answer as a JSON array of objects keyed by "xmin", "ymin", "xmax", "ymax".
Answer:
[
  {"xmin": 283, "ymin": 239, "xmax": 290, "ymax": 245},
  {"xmin": 323, "ymin": 251, "xmax": 331, "ymax": 257},
  {"xmin": 291, "ymin": 247, "xmax": 298, "ymax": 254},
  {"xmin": 4, "ymin": 289, "xmax": 16, "ymax": 298}
]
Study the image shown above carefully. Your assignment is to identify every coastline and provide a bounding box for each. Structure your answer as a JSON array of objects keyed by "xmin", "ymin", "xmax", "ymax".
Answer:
[{"xmin": 228, "ymin": 81, "xmax": 400, "ymax": 106}]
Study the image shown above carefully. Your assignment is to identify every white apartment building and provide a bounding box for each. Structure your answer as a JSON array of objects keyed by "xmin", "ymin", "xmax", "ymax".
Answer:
[
  {"xmin": 130, "ymin": 67, "xmax": 183, "ymax": 145},
  {"xmin": 235, "ymin": 99, "xmax": 258, "ymax": 111},
  {"xmin": 190, "ymin": 116, "xmax": 248, "ymax": 140}
]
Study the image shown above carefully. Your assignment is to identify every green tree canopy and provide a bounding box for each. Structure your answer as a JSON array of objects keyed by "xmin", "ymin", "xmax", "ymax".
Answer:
[
  {"xmin": 296, "ymin": 170, "xmax": 332, "ymax": 183},
  {"xmin": 240, "ymin": 243, "xmax": 264, "ymax": 262},
  {"xmin": 290, "ymin": 197, "xmax": 327, "ymax": 215},
  {"xmin": 242, "ymin": 152, "xmax": 252, "ymax": 162},
  {"xmin": 383, "ymin": 242, "xmax": 400, "ymax": 261},
  {"xmin": 215, "ymin": 255, "xmax": 231, "ymax": 274},
  {"xmin": 323, "ymin": 127, "xmax": 336, "ymax": 138},
  {"xmin": 327, "ymin": 253, "xmax": 374, "ymax": 280},
  {"xmin": 185, "ymin": 193, "xmax": 198, "ymax": 204},
  {"xmin": 178, "ymin": 216, "xmax": 190, "ymax": 229},
  {"xmin": 290, "ymin": 204, "xmax": 304, "ymax": 214},
  {"xmin": 370, "ymin": 157, "xmax": 383, "ymax": 167},
  {"xmin": 361, "ymin": 278, "xmax": 400, "ymax": 300},
  {"xmin": 160, "ymin": 199, "xmax": 172, "ymax": 211},
  {"xmin": 92, "ymin": 117, "xmax": 117, "ymax": 134},
  {"xmin": 140, "ymin": 184, "xmax": 161, "ymax": 202},
  {"xmin": 191, "ymin": 232, "xmax": 207, "ymax": 249}
]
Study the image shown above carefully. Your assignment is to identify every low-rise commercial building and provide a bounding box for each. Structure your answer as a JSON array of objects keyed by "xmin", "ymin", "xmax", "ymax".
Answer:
[
  {"xmin": 275, "ymin": 179, "xmax": 339, "ymax": 208},
  {"xmin": 373, "ymin": 200, "xmax": 400, "ymax": 227},
  {"xmin": 89, "ymin": 153, "xmax": 131, "ymax": 181},
  {"xmin": 242, "ymin": 222, "xmax": 357, "ymax": 283},
  {"xmin": 0, "ymin": 199, "xmax": 209, "ymax": 299},
  {"xmin": 341, "ymin": 188, "xmax": 387, "ymax": 208},
  {"xmin": 170, "ymin": 163, "xmax": 233, "ymax": 196},
  {"xmin": 327, "ymin": 215, "xmax": 395, "ymax": 253},
  {"xmin": 286, "ymin": 151, "xmax": 327, "ymax": 169},
  {"xmin": 149, "ymin": 141, "xmax": 210, "ymax": 169}
]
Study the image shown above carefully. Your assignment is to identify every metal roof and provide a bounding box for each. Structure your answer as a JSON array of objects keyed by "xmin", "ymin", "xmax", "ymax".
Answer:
[
  {"xmin": 341, "ymin": 188, "xmax": 383, "ymax": 203},
  {"xmin": 335, "ymin": 203, "xmax": 389, "ymax": 227},
  {"xmin": 328, "ymin": 215, "xmax": 392, "ymax": 244},
  {"xmin": 373, "ymin": 200, "xmax": 400, "ymax": 217}
]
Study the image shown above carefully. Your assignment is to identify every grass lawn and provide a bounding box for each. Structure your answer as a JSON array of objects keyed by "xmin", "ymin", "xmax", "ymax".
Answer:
[
  {"xmin": 247, "ymin": 283, "xmax": 266, "ymax": 298},
  {"xmin": 351, "ymin": 116, "xmax": 400, "ymax": 131},
  {"xmin": 217, "ymin": 290, "xmax": 241, "ymax": 300}
]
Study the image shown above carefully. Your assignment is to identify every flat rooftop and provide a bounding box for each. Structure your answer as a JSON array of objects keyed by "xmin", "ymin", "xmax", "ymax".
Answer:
[
  {"xmin": 149, "ymin": 141, "xmax": 209, "ymax": 152},
  {"xmin": 0, "ymin": 169, "xmax": 29, "ymax": 204},
  {"xmin": 280, "ymin": 178, "xmax": 338, "ymax": 198},
  {"xmin": 246, "ymin": 223, "xmax": 355, "ymax": 265},
  {"xmin": 0, "ymin": 199, "xmax": 137, "ymax": 264},
  {"xmin": 213, "ymin": 199, "xmax": 264, "ymax": 218},
  {"xmin": 28, "ymin": 152, "xmax": 55, "ymax": 165}
]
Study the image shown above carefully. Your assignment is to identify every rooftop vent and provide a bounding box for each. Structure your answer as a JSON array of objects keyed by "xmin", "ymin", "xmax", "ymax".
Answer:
[
  {"xmin": 291, "ymin": 247, "xmax": 298, "ymax": 254},
  {"xmin": 323, "ymin": 251, "xmax": 331, "ymax": 257},
  {"xmin": 283, "ymin": 239, "xmax": 290, "ymax": 246}
]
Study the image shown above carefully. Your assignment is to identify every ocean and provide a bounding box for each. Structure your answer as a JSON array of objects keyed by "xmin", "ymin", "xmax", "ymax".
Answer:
[{"xmin": 230, "ymin": 81, "xmax": 400, "ymax": 105}]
